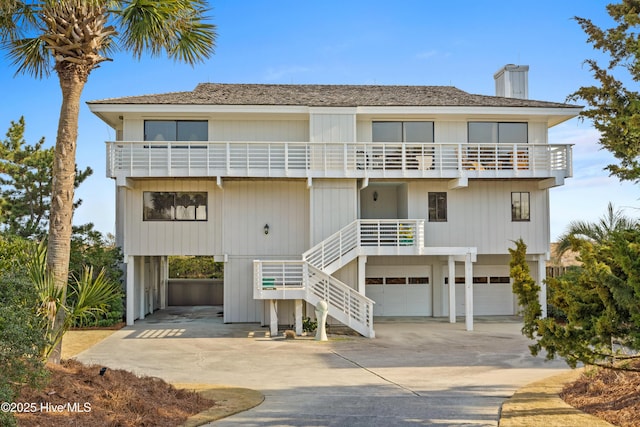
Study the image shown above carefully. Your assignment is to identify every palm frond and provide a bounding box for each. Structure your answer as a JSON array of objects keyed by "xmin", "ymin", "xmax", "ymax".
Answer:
[
  {"xmin": 556, "ymin": 202, "xmax": 639, "ymax": 256},
  {"xmin": 69, "ymin": 266, "xmax": 122, "ymax": 326},
  {"xmin": 117, "ymin": 0, "xmax": 215, "ymax": 64},
  {"xmin": 7, "ymin": 36, "xmax": 50, "ymax": 78}
]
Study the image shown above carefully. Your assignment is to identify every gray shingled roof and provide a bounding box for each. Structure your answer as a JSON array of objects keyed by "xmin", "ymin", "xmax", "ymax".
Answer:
[{"xmin": 88, "ymin": 83, "xmax": 578, "ymax": 108}]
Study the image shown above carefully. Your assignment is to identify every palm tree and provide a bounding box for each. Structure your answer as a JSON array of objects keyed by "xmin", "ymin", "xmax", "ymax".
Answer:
[
  {"xmin": 556, "ymin": 202, "xmax": 638, "ymax": 256},
  {"xmin": 0, "ymin": 0, "xmax": 216, "ymax": 362}
]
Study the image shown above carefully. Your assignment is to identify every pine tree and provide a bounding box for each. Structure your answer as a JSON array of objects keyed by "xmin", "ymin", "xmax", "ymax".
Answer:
[
  {"xmin": 0, "ymin": 118, "xmax": 91, "ymax": 238},
  {"xmin": 569, "ymin": 0, "xmax": 640, "ymax": 182}
]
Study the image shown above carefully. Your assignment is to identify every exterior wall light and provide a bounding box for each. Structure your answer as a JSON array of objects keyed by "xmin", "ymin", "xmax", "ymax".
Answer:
[
  {"xmin": 264, "ymin": 224, "xmax": 270, "ymax": 235},
  {"xmin": 373, "ymin": 191, "xmax": 378, "ymax": 202}
]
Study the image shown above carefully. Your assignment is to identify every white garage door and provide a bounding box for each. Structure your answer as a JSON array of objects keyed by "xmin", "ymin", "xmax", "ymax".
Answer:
[
  {"xmin": 447, "ymin": 265, "xmax": 515, "ymax": 316},
  {"xmin": 366, "ymin": 265, "xmax": 432, "ymax": 316}
]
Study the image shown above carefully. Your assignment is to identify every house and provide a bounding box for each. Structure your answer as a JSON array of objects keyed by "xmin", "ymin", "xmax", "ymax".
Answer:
[{"xmin": 88, "ymin": 64, "xmax": 581, "ymax": 337}]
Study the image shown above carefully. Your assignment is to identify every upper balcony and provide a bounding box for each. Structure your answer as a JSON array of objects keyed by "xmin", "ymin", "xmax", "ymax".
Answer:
[{"xmin": 106, "ymin": 141, "xmax": 572, "ymax": 187}]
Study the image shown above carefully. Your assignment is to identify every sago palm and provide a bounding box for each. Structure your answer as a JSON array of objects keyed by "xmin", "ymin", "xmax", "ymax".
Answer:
[{"xmin": 0, "ymin": 0, "xmax": 216, "ymax": 362}]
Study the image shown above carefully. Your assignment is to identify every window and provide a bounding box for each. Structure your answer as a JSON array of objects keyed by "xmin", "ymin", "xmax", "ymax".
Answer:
[
  {"xmin": 372, "ymin": 121, "xmax": 434, "ymax": 142},
  {"xmin": 428, "ymin": 192, "xmax": 447, "ymax": 222},
  {"xmin": 144, "ymin": 120, "xmax": 208, "ymax": 141},
  {"xmin": 143, "ymin": 192, "xmax": 207, "ymax": 221},
  {"xmin": 468, "ymin": 122, "xmax": 527, "ymax": 143},
  {"xmin": 511, "ymin": 192, "xmax": 530, "ymax": 221}
]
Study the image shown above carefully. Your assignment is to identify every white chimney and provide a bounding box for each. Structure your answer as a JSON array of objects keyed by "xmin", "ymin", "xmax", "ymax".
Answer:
[{"xmin": 494, "ymin": 64, "xmax": 529, "ymax": 99}]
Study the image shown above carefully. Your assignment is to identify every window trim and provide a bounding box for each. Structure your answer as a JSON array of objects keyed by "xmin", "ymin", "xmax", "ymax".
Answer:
[
  {"xmin": 428, "ymin": 192, "xmax": 447, "ymax": 222},
  {"xmin": 511, "ymin": 191, "xmax": 530, "ymax": 222},
  {"xmin": 467, "ymin": 121, "xmax": 528, "ymax": 144},
  {"xmin": 143, "ymin": 191, "xmax": 208, "ymax": 222},
  {"xmin": 372, "ymin": 121, "xmax": 435, "ymax": 143},
  {"xmin": 144, "ymin": 120, "xmax": 208, "ymax": 142}
]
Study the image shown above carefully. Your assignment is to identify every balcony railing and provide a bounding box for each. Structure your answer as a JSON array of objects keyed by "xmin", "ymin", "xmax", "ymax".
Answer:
[{"xmin": 106, "ymin": 141, "xmax": 572, "ymax": 181}]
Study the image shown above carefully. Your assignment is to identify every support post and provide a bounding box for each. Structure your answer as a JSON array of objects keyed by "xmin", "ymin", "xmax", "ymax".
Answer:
[
  {"xmin": 139, "ymin": 256, "xmax": 145, "ymax": 320},
  {"xmin": 448, "ymin": 255, "xmax": 456, "ymax": 323},
  {"xmin": 464, "ymin": 252, "xmax": 473, "ymax": 331},
  {"xmin": 357, "ymin": 255, "xmax": 367, "ymax": 294},
  {"xmin": 270, "ymin": 300, "xmax": 278, "ymax": 336},
  {"xmin": 160, "ymin": 256, "xmax": 168, "ymax": 310},
  {"xmin": 126, "ymin": 255, "xmax": 135, "ymax": 326},
  {"xmin": 538, "ymin": 254, "xmax": 547, "ymax": 318},
  {"xmin": 295, "ymin": 299, "xmax": 303, "ymax": 336}
]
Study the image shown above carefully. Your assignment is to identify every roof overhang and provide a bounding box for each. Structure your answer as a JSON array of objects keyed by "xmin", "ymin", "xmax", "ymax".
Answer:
[{"xmin": 88, "ymin": 103, "xmax": 582, "ymax": 130}]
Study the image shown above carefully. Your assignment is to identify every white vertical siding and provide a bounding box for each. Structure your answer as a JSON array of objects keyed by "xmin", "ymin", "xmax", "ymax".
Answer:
[
  {"xmin": 310, "ymin": 179, "xmax": 358, "ymax": 245},
  {"xmin": 360, "ymin": 185, "xmax": 399, "ymax": 219},
  {"xmin": 123, "ymin": 118, "xmax": 143, "ymax": 140},
  {"xmin": 529, "ymin": 121, "xmax": 547, "ymax": 143},
  {"xmin": 435, "ymin": 121, "xmax": 467, "ymax": 142},
  {"xmin": 224, "ymin": 256, "xmax": 262, "ymax": 323},
  {"xmin": 408, "ymin": 180, "xmax": 549, "ymax": 254},
  {"xmin": 310, "ymin": 112, "xmax": 356, "ymax": 142},
  {"xmin": 123, "ymin": 179, "xmax": 222, "ymax": 256},
  {"xmin": 221, "ymin": 180, "xmax": 309, "ymax": 323},
  {"xmin": 221, "ymin": 180, "xmax": 309, "ymax": 256},
  {"xmin": 210, "ymin": 119, "xmax": 308, "ymax": 141}
]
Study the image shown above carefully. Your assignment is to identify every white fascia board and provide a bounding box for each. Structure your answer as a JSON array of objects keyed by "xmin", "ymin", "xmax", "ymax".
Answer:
[
  {"xmin": 88, "ymin": 103, "xmax": 311, "ymax": 129},
  {"xmin": 356, "ymin": 106, "xmax": 582, "ymax": 126},
  {"xmin": 88, "ymin": 103, "xmax": 310, "ymax": 115},
  {"xmin": 309, "ymin": 107, "xmax": 358, "ymax": 115}
]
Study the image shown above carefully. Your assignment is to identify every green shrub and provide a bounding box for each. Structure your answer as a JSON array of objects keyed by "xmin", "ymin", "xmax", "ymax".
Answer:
[
  {"xmin": 169, "ymin": 256, "xmax": 223, "ymax": 279},
  {"xmin": 0, "ymin": 271, "xmax": 48, "ymax": 427}
]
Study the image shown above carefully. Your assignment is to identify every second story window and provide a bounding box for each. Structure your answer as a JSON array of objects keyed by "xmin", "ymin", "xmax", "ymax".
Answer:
[
  {"xmin": 144, "ymin": 120, "xmax": 208, "ymax": 141},
  {"xmin": 468, "ymin": 122, "xmax": 527, "ymax": 144},
  {"xmin": 511, "ymin": 192, "xmax": 530, "ymax": 221},
  {"xmin": 143, "ymin": 192, "xmax": 208, "ymax": 221},
  {"xmin": 428, "ymin": 192, "xmax": 447, "ymax": 222},
  {"xmin": 373, "ymin": 121, "xmax": 434, "ymax": 142}
]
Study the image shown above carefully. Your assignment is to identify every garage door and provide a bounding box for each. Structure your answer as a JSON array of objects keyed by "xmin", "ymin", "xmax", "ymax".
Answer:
[
  {"xmin": 366, "ymin": 265, "xmax": 432, "ymax": 316},
  {"xmin": 446, "ymin": 265, "xmax": 515, "ymax": 316}
]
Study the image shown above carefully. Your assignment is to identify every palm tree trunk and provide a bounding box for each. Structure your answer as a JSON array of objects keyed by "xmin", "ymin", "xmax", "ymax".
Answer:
[{"xmin": 46, "ymin": 69, "xmax": 86, "ymax": 364}]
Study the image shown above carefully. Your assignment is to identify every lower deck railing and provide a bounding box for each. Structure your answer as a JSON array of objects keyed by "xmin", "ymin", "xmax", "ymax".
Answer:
[{"xmin": 253, "ymin": 260, "xmax": 375, "ymax": 337}]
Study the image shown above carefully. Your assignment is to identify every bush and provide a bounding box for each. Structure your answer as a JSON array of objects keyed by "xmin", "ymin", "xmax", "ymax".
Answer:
[
  {"xmin": 0, "ymin": 270, "xmax": 48, "ymax": 427},
  {"xmin": 68, "ymin": 225, "xmax": 124, "ymax": 327},
  {"xmin": 169, "ymin": 256, "xmax": 222, "ymax": 279}
]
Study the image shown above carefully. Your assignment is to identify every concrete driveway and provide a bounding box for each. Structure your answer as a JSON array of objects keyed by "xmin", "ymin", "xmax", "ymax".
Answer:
[{"xmin": 77, "ymin": 307, "xmax": 568, "ymax": 426}]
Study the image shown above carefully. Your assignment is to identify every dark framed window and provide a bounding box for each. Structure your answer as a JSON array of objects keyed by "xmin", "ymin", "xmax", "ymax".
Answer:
[
  {"xmin": 511, "ymin": 192, "xmax": 530, "ymax": 221},
  {"xmin": 468, "ymin": 122, "xmax": 527, "ymax": 143},
  {"xmin": 428, "ymin": 192, "xmax": 447, "ymax": 222},
  {"xmin": 143, "ymin": 192, "xmax": 207, "ymax": 221},
  {"xmin": 373, "ymin": 121, "xmax": 434, "ymax": 142},
  {"xmin": 144, "ymin": 120, "xmax": 208, "ymax": 141}
]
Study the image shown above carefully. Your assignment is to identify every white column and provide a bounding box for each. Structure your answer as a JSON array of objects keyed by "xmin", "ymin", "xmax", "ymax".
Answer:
[
  {"xmin": 538, "ymin": 254, "xmax": 547, "ymax": 318},
  {"xmin": 126, "ymin": 255, "xmax": 135, "ymax": 325},
  {"xmin": 464, "ymin": 252, "xmax": 473, "ymax": 331},
  {"xmin": 295, "ymin": 300, "xmax": 303, "ymax": 335},
  {"xmin": 448, "ymin": 255, "xmax": 456, "ymax": 323},
  {"xmin": 270, "ymin": 300, "xmax": 278, "ymax": 336},
  {"xmin": 139, "ymin": 256, "xmax": 145, "ymax": 320},
  {"xmin": 357, "ymin": 255, "xmax": 367, "ymax": 294},
  {"xmin": 160, "ymin": 256, "xmax": 168, "ymax": 310}
]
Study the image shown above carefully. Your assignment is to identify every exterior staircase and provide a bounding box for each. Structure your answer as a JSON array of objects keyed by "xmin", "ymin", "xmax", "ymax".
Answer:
[{"xmin": 253, "ymin": 219, "xmax": 425, "ymax": 338}]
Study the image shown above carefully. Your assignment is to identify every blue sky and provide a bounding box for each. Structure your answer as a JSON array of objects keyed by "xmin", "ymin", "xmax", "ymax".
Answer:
[{"xmin": 0, "ymin": 0, "xmax": 637, "ymax": 240}]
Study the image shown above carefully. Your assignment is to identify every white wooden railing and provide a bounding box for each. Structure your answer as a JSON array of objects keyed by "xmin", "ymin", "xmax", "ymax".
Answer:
[
  {"xmin": 303, "ymin": 219, "xmax": 425, "ymax": 274},
  {"xmin": 253, "ymin": 260, "xmax": 375, "ymax": 338},
  {"xmin": 106, "ymin": 141, "xmax": 572, "ymax": 180},
  {"xmin": 254, "ymin": 219, "xmax": 425, "ymax": 337}
]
